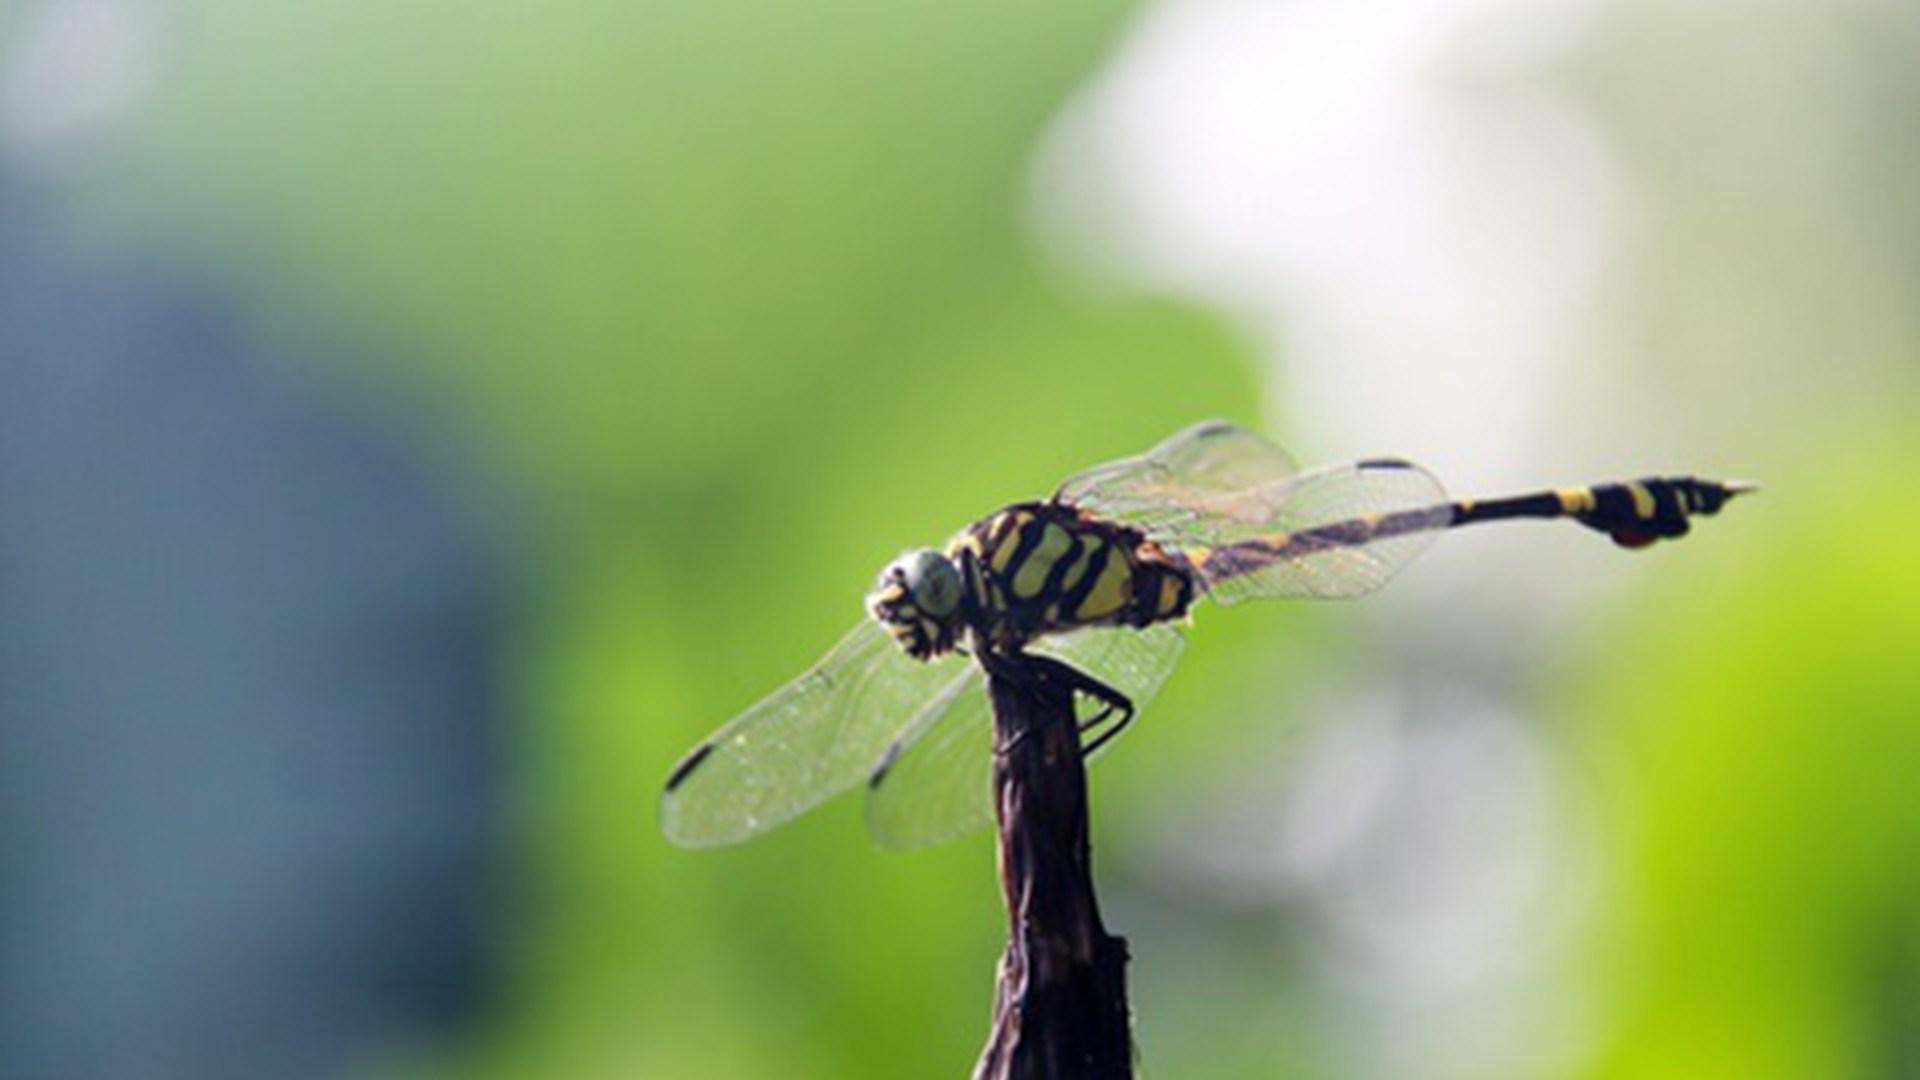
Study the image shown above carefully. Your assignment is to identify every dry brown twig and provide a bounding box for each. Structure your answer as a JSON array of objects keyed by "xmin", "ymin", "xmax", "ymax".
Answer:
[{"xmin": 973, "ymin": 654, "xmax": 1133, "ymax": 1080}]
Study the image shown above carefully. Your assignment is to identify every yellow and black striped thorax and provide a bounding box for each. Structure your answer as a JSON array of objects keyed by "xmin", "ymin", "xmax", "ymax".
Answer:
[{"xmin": 947, "ymin": 501, "xmax": 1196, "ymax": 649}]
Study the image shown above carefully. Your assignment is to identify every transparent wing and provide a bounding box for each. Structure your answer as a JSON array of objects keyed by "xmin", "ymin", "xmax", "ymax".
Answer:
[
  {"xmin": 1055, "ymin": 420, "xmax": 1300, "ymax": 541},
  {"xmin": 1059, "ymin": 422, "xmax": 1453, "ymax": 603},
  {"xmin": 860, "ymin": 669, "xmax": 992, "ymax": 851},
  {"xmin": 660, "ymin": 619, "xmax": 968, "ymax": 847},
  {"xmin": 1198, "ymin": 459, "xmax": 1452, "ymax": 604},
  {"xmin": 863, "ymin": 623, "xmax": 1187, "ymax": 850}
]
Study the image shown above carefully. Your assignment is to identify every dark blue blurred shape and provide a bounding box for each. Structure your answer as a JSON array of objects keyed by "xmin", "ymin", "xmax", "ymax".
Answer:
[{"xmin": 0, "ymin": 189, "xmax": 508, "ymax": 1079}]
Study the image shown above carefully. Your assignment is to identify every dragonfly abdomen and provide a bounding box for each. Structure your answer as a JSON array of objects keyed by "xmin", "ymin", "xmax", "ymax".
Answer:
[
  {"xmin": 1191, "ymin": 474, "xmax": 1753, "ymax": 592},
  {"xmin": 662, "ymin": 420, "xmax": 1752, "ymax": 850},
  {"xmin": 951, "ymin": 502, "xmax": 1197, "ymax": 647},
  {"xmin": 1450, "ymin": 476, "xmax": 1750, "ymax": 548}
]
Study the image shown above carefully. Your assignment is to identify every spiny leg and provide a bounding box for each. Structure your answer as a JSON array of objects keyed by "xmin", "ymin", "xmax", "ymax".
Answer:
[
  {"xmin": 977, "ymin": 649, "xmax": 1136, "ymax": 759},
  {"xmin": 1079, "ymin": 706, "xmax": 1133, "ymax": 759},
  {"xmin": 976, "ymin": 649, "xmax": 1046, "ymax": 757},
  {"xmin": 1020, "ymin": 652, "xmax": 1136, "ymax": 758}
]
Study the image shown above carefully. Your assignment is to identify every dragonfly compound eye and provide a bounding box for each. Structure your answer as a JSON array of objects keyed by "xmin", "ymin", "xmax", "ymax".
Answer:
[
  {"xmin": 662, "ymin": 419, "xmax": 1752, "ymax": 850},
  {"xmin": 900, "ymin": 549, "xmax": 962, "ymax": 617},
  {"xmin": 867, "ymin": 549, "xmax": 962, "ymax": 659}
]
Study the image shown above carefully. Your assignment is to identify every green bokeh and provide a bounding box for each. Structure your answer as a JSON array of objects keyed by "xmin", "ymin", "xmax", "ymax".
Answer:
[
  {"xmin": 113, "ymin": 3, "xmax": 1263, "ymax": 1076},
  {"xmin": 1572, "ymin": 433, "xmax": 1920, "ymax": 1080},
  {"xmin": 44, "ymin": 0, "xmax": 1919, "ymax": 1076}
]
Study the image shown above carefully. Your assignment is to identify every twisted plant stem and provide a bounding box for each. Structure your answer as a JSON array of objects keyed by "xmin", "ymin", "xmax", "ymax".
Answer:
[{"xmin": 973, "ymin": 654, "xmax": 1133, "ymax": 1080}]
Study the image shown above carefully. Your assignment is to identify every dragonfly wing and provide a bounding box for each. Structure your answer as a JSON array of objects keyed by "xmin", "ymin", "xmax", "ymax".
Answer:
[
  {"xmin": 863, "ymin": 623, "xmax": 1186, "ymax": 850},
  {"xmin": 1032, "ymin": 620, "xmax": 1188, "ymax": 717},
  {"xmin": 660, "ymin": 619, "xmax": 967, "ymax": 847},
  {"xmin": 1061, "ymin": 421, "xmax": 1452, "ymax": 604},
  {"xmin": 1199, "ymin": 458, "xmax": 1452, "ymax": 604},
  {"xmin": 1056, "ymin": 420, "xmax": 1300, "ymax": 541},
  {"xmin": 862, "ymin": 667, "xmax": 995, "ymax": 850}
]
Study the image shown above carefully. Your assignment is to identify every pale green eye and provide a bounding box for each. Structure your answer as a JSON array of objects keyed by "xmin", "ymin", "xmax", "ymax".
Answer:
[{"xmin": 900, "ymin": 549, "xmax": 961, "ymax": 617}]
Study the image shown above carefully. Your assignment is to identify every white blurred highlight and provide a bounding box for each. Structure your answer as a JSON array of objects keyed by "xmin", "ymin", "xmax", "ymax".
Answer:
[
  {"xmin": 4, "ymin": 0, "xmax": 164, "ymax": 176},
  {"xmin": 1039, "ymin": 2, "xmax": 1623, "ymax": 1075},
  {"xmin": 1032, "ymin": 0, "xmax": 1621, "ymax": 478}
]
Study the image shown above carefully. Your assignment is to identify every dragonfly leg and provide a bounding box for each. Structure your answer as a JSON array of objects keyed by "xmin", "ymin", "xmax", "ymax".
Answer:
[
  {"xmin": 1079, "ymin": 703, "xmax": 1132, "ymax": 758},
  {"xmin": 978, "ymin": 648, "xmax": 1136, "ymax": 758},
  {"xmin": 1019, "ymin": 652, "xmax": 1135, "ymax": 759},
  {"xmin": 978, "ymin": 648, "xmax": 1045, "ymax": 757}
]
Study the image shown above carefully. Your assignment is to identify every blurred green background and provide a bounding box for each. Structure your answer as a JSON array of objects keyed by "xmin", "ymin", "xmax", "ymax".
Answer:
[{"xmin": 2, "ymin": 1, "xmax": 1915, "ymax": 1077}]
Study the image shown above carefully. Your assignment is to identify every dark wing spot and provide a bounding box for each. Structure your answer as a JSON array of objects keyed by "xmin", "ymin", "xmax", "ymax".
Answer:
[
  {"xmin": 1356, "ymin": 457, "xmax": 1417, "ymax": 471},
  {"xmin": 867, "ymin": 737, "xmax": 908, "ymax": 790},
  {"xmin": 664, "ymin": 742, "xmax": 716, "ymax": 792}
]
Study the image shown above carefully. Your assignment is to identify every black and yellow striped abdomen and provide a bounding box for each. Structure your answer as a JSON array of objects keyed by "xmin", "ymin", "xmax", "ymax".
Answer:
[
  {"xmin": 1191, "ymin": 472, "xmax": 1752, "ymax": 589},
  {"xmin": 1451, "ymin": 475, "xmax": 1746, "ymax": 548},
  {"xmin": 947, "ymin": 501, "xmax": 1195, "ymax": 649}
]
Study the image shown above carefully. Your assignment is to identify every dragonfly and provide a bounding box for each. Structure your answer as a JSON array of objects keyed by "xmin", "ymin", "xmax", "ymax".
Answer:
[{"xmin": 661, "ymin": 420, "xmax": 1751, "ymax": 850}]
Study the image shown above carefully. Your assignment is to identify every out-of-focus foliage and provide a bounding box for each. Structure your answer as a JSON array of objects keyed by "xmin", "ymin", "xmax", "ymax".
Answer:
[
  {"xmin": 7, "ymin": 0, "xmax": 1917, "ymax": 1077},
  {"xmin": 1573, "ymin": 435, "xmax": 1920, "ymax": 1080},
  {"xmin": 87, "ymin": 3, "xmax": 1259, "ymax": 1078}
]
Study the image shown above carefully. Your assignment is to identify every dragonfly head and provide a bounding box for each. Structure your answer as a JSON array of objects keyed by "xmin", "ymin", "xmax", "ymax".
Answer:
[{"xmin": 867, "ymin": 548, "xmax": 964, "ymax": 660}]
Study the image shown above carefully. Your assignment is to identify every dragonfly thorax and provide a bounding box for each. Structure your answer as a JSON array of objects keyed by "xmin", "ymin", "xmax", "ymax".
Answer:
[
  {"xmin": 662, "ymin": 420, "xmax": 1752, "ymax": 851},
  {"xmin": 884, "ymin": 500, "xmax": 1206, "ymax": 664},
  {"xmin": 867, "ymin": 548, "xmax": 965, "ymax": 660}
]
